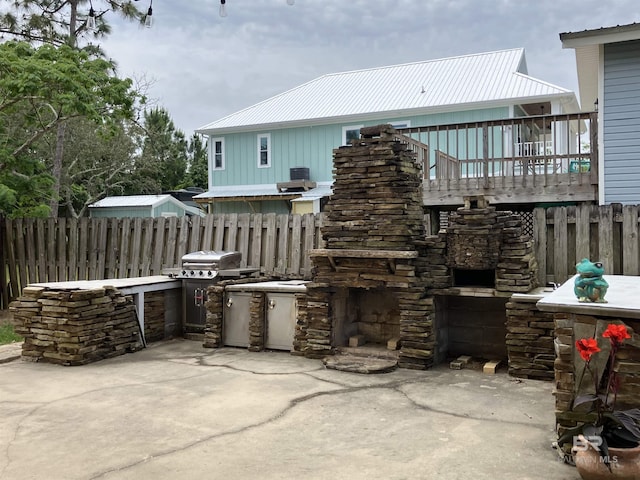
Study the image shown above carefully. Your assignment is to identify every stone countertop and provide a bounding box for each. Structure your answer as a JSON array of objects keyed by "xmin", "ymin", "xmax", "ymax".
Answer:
[
  {"xmin": 225, "ymin": 280, "xmax": 308, "ymax": 293},
  {"xmin": 536, "ymin": 274, "xmax": 640, "ymax": 319},
  {"xmin": 28, "ymin": 275, "xmax": 181, "ymax": 291}
]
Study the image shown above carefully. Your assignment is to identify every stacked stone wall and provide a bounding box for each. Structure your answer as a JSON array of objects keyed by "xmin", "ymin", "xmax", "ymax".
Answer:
[
  {"xmin": 10, "ymin": 285, "xmax": 141, "ymax": 365},
  {"xmin": 505, "ymin": 295, "xmax": 555, "ymax": 380}
]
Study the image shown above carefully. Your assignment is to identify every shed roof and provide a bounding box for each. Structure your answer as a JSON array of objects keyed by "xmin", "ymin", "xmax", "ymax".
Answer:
[
  {"xmin": 197, "ymin": 48, "xmax": 575, "ymax": 135},
  {"xmin": 90, "ymin": 195, "xmax": 175, "ymax": 208},
  {"xmin": 89, "ymin": 195, "xmax": 204, "ymax": 216}
]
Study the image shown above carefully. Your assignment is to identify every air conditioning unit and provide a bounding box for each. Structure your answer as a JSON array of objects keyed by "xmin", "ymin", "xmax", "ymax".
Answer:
[{"xmin": 290, "ymin": 167, "xmax": 310, "ymax": 181}]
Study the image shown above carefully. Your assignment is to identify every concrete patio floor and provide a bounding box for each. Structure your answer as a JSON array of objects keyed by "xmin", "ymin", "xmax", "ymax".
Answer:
[{"xmin": 0, "ymin": 339, "xmax": 580, "ymax": 480}]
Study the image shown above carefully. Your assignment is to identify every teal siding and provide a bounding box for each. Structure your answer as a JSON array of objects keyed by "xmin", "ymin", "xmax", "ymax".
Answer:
[
  {"xmin": 90, "ymin": 201, "xmax": 189, "ymax": 218},
  {"xmin": 211, "ymin": 200, "xmax": 290, "ymax": 215},
  {"xmin": 90, "ymin": 207, "xmax": 152, "ymax": 218},
  {"xmin": 211, "ymin": 107, "xmax": 510, "ymax": 186},
  {"xmin": 152, "ymin": 202, "xmax": 184, "ymax": 217},
  {"xmin": 603, "ymin": 40, "xmax": 640, "ymax": 205}
]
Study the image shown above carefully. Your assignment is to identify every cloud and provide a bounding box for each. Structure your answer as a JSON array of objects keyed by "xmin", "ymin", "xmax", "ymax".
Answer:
[{"xmin": 100, "ymin": 0, "xmax": 639, "ymax": 135}]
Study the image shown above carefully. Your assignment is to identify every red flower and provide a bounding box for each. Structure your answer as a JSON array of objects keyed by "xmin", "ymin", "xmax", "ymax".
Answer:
[
  {"xmin": 602, "ymin": 324, "xmax": 631, "ymax": 347},
  {"xmin": 576, "ymin": 338, "xmax": 601, "ymax": 362}
]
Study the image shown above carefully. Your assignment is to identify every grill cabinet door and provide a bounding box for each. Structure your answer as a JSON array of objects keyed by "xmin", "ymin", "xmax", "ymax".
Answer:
[
  {"xmin": 223, "ymin": 291, "xmax": 251, "ymax": 347},
  {"xmin": 183, "ymin": 280, "xmax": 208, "ymax": 332}
]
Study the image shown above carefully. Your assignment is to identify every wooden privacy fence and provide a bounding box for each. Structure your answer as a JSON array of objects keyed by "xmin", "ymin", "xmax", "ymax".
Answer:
[
  {"xmin": 2, "ymin": 204, "xmax": 640, "ymax": 308},
  {"xmin": 1, "ymin": 213, "xmax": 323, "ymax": 308},
  {"xmin": 533, "ymin": 203, "xmax": 640, "ymax": 286}
]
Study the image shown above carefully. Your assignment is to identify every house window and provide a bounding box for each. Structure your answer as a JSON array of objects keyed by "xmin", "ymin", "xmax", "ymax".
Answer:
[
  {"xmin": 212, "ymin": 137, "xmax": 224, "ymax": 170},
  {"xmin": 342, "ymin": 125, "xmax": 363, "ymax": 145},
  {"xmin": 258, "ymin": 133, "xmax": 271, "ymax": 168}
]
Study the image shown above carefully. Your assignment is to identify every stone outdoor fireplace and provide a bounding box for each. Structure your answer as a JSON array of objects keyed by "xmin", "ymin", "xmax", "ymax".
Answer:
[{"xmin": 295, "ymin": 124, "xmax": 538, "ymax": 370}]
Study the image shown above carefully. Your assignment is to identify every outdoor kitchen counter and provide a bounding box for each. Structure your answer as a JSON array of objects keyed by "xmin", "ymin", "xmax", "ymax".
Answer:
[
  {"xmin": 28, "ymin": 276, "xmax": 182, "ymax": 345},
  {"xmin": 224, "ymin": 280, "xmax": 308, "ymax": 292},
  {"xmin": 536, "ymin": 274, "xmax": 640, "ymax": 318}
]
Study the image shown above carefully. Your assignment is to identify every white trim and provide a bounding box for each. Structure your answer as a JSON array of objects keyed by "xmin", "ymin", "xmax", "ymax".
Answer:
[
  {"xmin": 342, "ymin": 124, "xmax": 363, "ymax": 145},
  {"xmin": 257, "ymin": 133, "xmax": 271, "ymax": 168},
  {"xmin": 598, "ymin": 44, "xmax": 605, "ymax": 206},
  {"xmin": 211, "ymin": 137, "xmax": 225, "ymax": 171},
  {"xmin": 561, "ymin": 25, "xmax": 640, "ymax": 49}
]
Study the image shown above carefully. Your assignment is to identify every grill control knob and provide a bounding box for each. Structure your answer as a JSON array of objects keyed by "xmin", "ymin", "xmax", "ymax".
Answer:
[
  {"xmin": 189, "ymin": 270, "xmax": 195, "ymax": 276},
  {"xmin": 181, "ymin": 270, "xmax": 187, "ymax": 276},
  {"xmin": 199, "ymin": 270, "xmax": 204, "ymax": 276},
  {"xmin": 207, "ymin": 271, "xmax": 213, "ymax": 277}
]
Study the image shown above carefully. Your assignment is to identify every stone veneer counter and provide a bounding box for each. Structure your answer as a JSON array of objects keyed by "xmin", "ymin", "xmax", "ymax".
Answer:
[
  {"xmin": 536, "ymin": 274, "xmax": 640, "ymax": 446},
  {"xmin": 537, "ymin": 274, "xmax": 640, "ymax": 318}
]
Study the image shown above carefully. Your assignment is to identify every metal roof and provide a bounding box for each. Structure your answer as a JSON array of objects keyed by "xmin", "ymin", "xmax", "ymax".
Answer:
[
  {"xmin": 560, "ymin": 23, "xmax": 640, "ymax": 47},
  {"xmin": 90, "ymin": 195, "xmax": 175, "ymax": 208},
  {"xmin": 193, "ymin": 183, "xmax": 333, "ymax": 203},
  {"xmin": 197, "ymin": 48, "xmax": 575, "ymax": 135}
]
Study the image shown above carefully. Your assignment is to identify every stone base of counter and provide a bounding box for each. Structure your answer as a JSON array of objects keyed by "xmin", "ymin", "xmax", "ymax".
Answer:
[
  {"xmin": 506, "ymin": 294, "xmax": 555, "ymax": 380},
  {"xmin": 9, "ymin": 286, "xmax": 142, "ymax": 365}
]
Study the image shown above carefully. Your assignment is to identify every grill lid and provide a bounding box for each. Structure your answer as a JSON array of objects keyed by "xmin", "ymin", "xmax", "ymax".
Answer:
[{"xmin": 181, "ymin": 250, "xmax": 241, "ymax": 270}]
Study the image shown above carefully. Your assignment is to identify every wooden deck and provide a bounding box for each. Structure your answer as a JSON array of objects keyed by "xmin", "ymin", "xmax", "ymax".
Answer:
[{"xmin": 396, "ymin": 112, "xmax": 598, "ymax": 206}]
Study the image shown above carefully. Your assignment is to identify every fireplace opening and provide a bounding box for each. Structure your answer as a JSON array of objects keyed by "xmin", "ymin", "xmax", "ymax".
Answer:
[
  {"xmin": 332, "ymin": 287, "xmax": 400, "ymax": 348},
  {"xmin": 453, "ymin": 269, "xmax": 496, "ymax": 288},
  {"xmin": 434, "ymin": 296, "xmax": 508, "ymax": 363}
]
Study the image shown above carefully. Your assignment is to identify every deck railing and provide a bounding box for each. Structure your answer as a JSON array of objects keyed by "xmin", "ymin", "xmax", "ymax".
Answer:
[{"xmin": 395, "ymin": 112, "xmax": 598, "ymax": 205}]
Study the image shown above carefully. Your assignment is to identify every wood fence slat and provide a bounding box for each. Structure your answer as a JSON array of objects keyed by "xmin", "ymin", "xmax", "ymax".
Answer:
[
  {"xmin": 97, "ymin": 218, "xmax": 109, "ymax": 279},
  {"xmin": 151, "ymin": 217, "xmax": 165, "ymax": 273},
  {"xmin": 276, "ymin": 214, "xmax": 290, "ymax": 276},
  {"xmin": 118, "ymin": 218, "xmax": 131, "ymax": 278},
  {"xmin": 77, "ymin": 218, "xmax": 88, "ymax": 280},
  {"xmin": 35, "ymin": 218, "xmax": 47, "ymax": 283},
  {"xmin": 237, "ymin": 213, "xmax": 250, "ymax": 267},
  {"xmin": 15, "ymin": 218, "xmax": 28, "ymax": 284},
  {"xmin": 67, "ymin": 218, "xmax": 78, "ymax": 281},
  {"xmin": 622, "ymin": 205, "xmax": 639, "ymax": 275},
  {"xmin": 289, "ymin": 214, "xmax": 302, "ymax": 275},
  {"xmin": 175, "ymin": 216, "xmax": 190, "ymax": 262},
  {"xmin": 130, "ymin": 217, "xmax": 143, "ymax": 277},
  {"xmin": 165, "ymin": 217, "xmax": 178, "ymax": 267},
  {"xmin": 56, "ymin": 218, "xmax": 67, "ymax": 281},
  {"xmin": 46, "ymin": 218, "xmax": 56, "ymax": 281},
  {"xmin": 25, "ymin": 219, "xmax": 37, "ymax": 284},
  {"xmin": 598, "ymin": 205, "xmax": 614, "ymax": 274},
  {"xmin": 103, "ymin": 218, "xmax": 118, "ymax": 279},
  {"xmin": 227, "ymin": 213, "xmax": 239, "ymax": 251},
  {"xmin": 250, "ymin": 213, "xmax": 263, "ymax": 271},
  {"xmin": 213, "ymin": 215, "xmax": 225, "ymax": 251},
  {"xmin": 575, "ymin": 203, "xmax": 591, "ymax": 264},
  {"xmin": 553, "ymin": 207, "xmax": 568, "ymax": 283},
  {"xmin": 188, "ymin": 215, "xmax": 202, "ymax": 253},
  {"xmin": 88, "ymin": 219, "xmax": 99, "ymax": 280},
  {"xmin": 5, "ymin": 219, "xmax": 19, "ymax": 298},
  {"xmin": 139, "ymin": 217, "xmax": 153, "ymax": 276},
  {"xmin": 533, "ymin": 208, "xmax": 547, "ymax": 287},
  {"xmin": 263, "ymin": 213, "xmax": 277, "ymax": 274},
  {"xmin": 202, "ymin": 214, "xmax": 215, "ymax": 250}
]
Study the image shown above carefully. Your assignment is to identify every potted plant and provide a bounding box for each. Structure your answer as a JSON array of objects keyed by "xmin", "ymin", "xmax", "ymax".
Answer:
[{"xmin": 558, "ymin": 323, "xmax": 640, "ymax": 479}]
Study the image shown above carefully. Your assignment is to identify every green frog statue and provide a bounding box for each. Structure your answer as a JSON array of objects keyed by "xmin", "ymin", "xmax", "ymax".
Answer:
[{"xmin": 574, "ymin": 258, "xmax": 609, "ymax": 303}]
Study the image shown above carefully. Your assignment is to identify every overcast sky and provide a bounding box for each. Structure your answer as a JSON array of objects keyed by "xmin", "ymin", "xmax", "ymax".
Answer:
[{"xmin": 100, "ymin": 0, "xmax": 639, "ymax": 137}]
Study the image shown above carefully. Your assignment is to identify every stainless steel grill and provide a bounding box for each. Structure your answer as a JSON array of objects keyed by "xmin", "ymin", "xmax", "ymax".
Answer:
[
  {"xmin": 179, "ymin": 250, "xmax": 242, "ymax": 279},
  {"xmin": 175, "ymin": 250, "xmax": 255, "ymax": 334}
]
